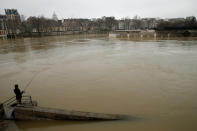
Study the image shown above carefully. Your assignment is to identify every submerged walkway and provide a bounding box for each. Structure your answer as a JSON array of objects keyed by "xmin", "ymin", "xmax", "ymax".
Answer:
[{"xmin": 13, "ymin": 106, "xmax": 123, "ymax": 121}]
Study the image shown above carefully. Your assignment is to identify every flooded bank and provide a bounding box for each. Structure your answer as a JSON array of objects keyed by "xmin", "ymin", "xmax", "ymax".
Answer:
[{"xmin": 0, "ymin": 35, "xmax": 197, "ymax": 131}]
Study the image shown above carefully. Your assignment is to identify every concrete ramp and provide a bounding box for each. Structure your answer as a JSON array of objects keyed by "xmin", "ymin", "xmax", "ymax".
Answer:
[{"xmin": 13, "ymin": 106, "xmax": 123, "ymax": 121}]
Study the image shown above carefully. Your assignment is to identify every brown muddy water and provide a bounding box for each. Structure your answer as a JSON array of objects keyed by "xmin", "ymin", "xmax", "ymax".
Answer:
[{"xmin": 0, "ymin": 35, "xmax": 197, "ymax": 131}]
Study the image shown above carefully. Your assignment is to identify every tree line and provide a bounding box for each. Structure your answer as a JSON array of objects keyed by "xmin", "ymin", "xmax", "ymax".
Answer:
[{"xmin": 5, "ymin": 15, "xmax": 197, "ymax": 36}]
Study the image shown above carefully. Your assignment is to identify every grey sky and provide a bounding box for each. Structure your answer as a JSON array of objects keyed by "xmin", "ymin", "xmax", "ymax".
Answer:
[{"xmin": 0, "ymin": 0, "xmax": 196, "ymax": 19}]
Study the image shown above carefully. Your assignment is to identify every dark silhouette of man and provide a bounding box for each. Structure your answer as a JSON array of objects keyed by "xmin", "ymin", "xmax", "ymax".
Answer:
[{"xmin": 14, "ymin": 84, "xmax": 24, "ymax": 104}]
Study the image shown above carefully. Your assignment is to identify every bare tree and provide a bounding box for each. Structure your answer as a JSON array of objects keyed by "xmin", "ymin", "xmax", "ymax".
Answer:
[{"xmin": 132, "ymin": 15, "xmax": 142, "ymax": 29}]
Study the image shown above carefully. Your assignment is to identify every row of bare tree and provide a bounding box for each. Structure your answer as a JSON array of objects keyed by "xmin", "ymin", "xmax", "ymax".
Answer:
[
  {"xmin": 5, "ymin": 15, "xmax": 197, "ymax": 36},
  {"xmin": 157, "ymin": 22, "xmax": 197, "ymax": 30},
  {"xmin": 20, "ymin": 16, "xmax": 59, "ymax": 33},
  {"xmin": 20, "ymin": 16, "xmax": 117, "ymax": 33}
]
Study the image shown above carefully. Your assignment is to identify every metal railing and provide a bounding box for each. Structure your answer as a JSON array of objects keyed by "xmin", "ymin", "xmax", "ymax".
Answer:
[{"xmin": 2, "ymin": 96, "xmax": 33, "ymax": 107}]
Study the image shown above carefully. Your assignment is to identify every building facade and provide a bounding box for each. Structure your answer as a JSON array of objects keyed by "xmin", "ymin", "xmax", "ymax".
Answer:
[
  {"xmin": 0, "ymin": 14, "xmax": 7, "ymax": 38},
  {"xmin": 5, "ymin": 9, "xmax": 21, "ymax": 34},
  {"xmin": 63, "ymin": 19, "xmax": 90, "ymax": 32}
]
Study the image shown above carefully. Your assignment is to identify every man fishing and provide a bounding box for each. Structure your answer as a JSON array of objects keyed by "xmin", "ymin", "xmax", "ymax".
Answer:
[{"xmin": 14, "ymin": 84, "xmax": 24, "ymax": 104}]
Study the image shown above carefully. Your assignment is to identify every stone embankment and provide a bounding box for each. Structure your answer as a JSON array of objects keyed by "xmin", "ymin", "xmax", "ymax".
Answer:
[{"xmin": 109, "ymin": 30, "xmax": 197, "ymax": 38}]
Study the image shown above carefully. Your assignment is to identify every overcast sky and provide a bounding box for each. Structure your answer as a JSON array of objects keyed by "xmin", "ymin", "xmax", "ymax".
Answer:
[{"xmin": 0, "ymin": 0, "xmax": 196, "ymax": 19}]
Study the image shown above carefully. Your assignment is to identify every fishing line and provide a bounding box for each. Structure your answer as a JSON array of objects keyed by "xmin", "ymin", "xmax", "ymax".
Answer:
[
  {"xmin": 23, "ymin": 67, "xmax": 50, "ymax": 92},
  {"xmin": 2, "ymin": 67, "xmax": 50, "ymax": 103},
  {"xmin": 23, "ymin": 71, "xmax": 40, "ymax": 92}
]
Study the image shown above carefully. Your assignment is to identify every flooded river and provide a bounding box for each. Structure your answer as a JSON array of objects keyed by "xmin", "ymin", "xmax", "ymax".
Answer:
[{"xmin": 0, "ymin": 35, "xmax": 197, "ymax": 131}]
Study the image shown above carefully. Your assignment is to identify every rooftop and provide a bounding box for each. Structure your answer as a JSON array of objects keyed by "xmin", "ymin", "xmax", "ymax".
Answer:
[{"xmin": 5, "ymin": 9, "xmax": 19, "ymax": 15}]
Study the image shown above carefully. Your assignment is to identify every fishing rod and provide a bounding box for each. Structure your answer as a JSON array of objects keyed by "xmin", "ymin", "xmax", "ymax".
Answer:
[
  {"xmin": 24, "ymin": 67, "xmax": 50, "ymax": 92},
  {"xmin": 1, "ymin": 72, "xmax": 40, "ymax": 105},
  {"xmin": 2, "ymin": 67, "xmax": 50, "ymax": 104},
  {"xmin": 23, "ymin": 71, "xmax": 40, "ymax": 92}
]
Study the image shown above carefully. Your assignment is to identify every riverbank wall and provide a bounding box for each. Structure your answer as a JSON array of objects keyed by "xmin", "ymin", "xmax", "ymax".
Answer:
[
  {"xmin": 4, "ymin": 31, "xmax": 108, "ymax": 39},
  {"xmin": 109, "ymin": 30, "xmax": 197, "ymax": 39},
  {"xmin": 21, "ymin": 31, "xmax": 108, "ymax": 37},
  {"xmin": 2, "ymin": 30, "xmax": 197, "ymax": 40},
  {"xmin": 0, "ymin": 31, "xmax": 109, "ymax": 39}
]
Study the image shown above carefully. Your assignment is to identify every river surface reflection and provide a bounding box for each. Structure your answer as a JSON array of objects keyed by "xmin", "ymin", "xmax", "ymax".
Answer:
[{"xmin": 1, "ymin": 35, "xmax": 197, "ymax": 131}]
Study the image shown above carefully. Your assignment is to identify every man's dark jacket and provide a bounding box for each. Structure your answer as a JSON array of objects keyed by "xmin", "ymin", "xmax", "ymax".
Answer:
[{"xmin": 14, "ymin": 88, "xmax": 22, "ymax": 99}]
